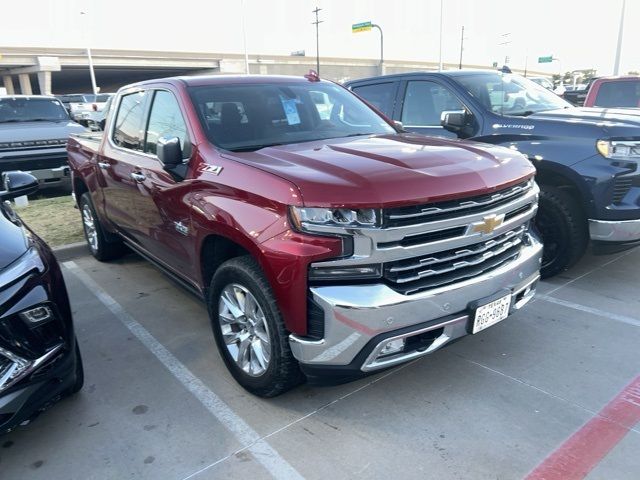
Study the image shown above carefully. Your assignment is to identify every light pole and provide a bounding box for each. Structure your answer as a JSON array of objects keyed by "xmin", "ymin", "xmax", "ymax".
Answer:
[
  {"xmin": 372, "ymin": 24, "xmax": 384, "ymax": 74},
  {"xmin": 240, "ymin": 0, "xmax": 250, "ymax": 74},
  {"xmin": 80, "ymin": 11, "xmax": 98, "ymax": 95},
  {"xmin": 312, "ymin": 7, "xmax": 323, "ymax": 75},
  {"xmin": 458, "ymin": 25, "xmax": 465, "ymax": 69},
  {"xmin": 498, "ymin": 32, "xmax": 511, "ymax": 67},
  {"xmin": 613, "ymin": 0, "xmax": 626, "ymax": 75},
  {"xmin": 438, "ymin": 0, "xmax": 444, "ymax": 71}
]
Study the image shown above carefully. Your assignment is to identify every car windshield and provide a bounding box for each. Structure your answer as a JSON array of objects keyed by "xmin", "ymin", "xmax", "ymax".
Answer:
[
  {"xmin": 594, "ymin": 80, "xmax": 640, "ymax": 108},
  {"xmin": 188, "ymin": 81, "xmax": 395, "ymax": 151},
  {"xmin": 0, "ymin": 97, "xmax": 70, "ymax": 123},
  {"xmin": 454, "ymin": 73, "xmax": 571, "ymax": 116}
]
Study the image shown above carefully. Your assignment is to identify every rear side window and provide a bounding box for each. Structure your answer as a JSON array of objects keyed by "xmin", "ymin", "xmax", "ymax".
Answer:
[
  {"xmin": 595, "ymin": 81, "xmax": 640, "ymax": 108},
  {"xmin": 145, "ymin": 90, "xmax": 189, "ymax": 157},
  {"xmin": 112, "ymin": 91, "xmax": 148, "ymax": 151},
  {"xmin": 351, "ymin": 82, "xmax": 397, "ymax": 116},
  {"xmin": 401, "ymin": 81, "xmax": 464, "ymax": 127}
]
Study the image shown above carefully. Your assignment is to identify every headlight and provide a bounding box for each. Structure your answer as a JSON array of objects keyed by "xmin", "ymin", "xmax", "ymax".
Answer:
[
  {"xmin": 597, "ymin": 140, "xmax": 640, "ymax": 160},
  {"xmin": 289, "ymin": 206, "xmax": 380, "ymax": 232}
]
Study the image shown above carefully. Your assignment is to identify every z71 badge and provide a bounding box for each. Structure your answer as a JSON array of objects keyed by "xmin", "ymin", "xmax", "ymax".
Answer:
[{"xmin": 200, "ymin": 165, "xmax": 223, "ymax": 175}]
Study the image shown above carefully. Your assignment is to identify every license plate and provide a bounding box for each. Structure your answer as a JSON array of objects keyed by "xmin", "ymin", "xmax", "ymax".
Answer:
[{"xmin": 472, "ymin": 294, "xmax": 511, "ymax": 334}]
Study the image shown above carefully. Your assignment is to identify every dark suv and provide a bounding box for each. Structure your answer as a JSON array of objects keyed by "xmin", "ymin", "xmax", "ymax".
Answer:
[
  {"xmin": 346, "ymin": 71, "xmax": 640, "ymax": 277},
  {"xmin": 0, "ymin": 172, "xmax": 83, "ymax": 433}
]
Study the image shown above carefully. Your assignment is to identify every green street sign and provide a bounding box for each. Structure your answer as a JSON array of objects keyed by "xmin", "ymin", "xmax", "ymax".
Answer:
[
  {"xmin": 352, "ymin": 21, "xmax": 372, "ymax": 33},
  {"xmin": 538, "ymin": 56, "xmax": 553, "ymax": 63}
]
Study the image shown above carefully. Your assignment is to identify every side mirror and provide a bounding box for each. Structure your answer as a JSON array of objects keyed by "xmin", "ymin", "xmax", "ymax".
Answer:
[
  {"xmin": 0, "ymin": 171, "xmax": 39, "ymax": 201},
  {"xmin": 157, "ymin": 136, "xmax": 182, "ymax": 169},
  {"xmin": 440, "ymin": 110, "xmax": 467, "ymax": 133}
]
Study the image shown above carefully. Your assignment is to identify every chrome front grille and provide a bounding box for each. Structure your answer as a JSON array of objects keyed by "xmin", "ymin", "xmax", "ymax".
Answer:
[
  {"xmin": 384, "ymin": 225, "xmax": 527, "ymax": 294},
  {"xmin": 310, "ymin": 179, "xmax": 539, "ymax": 294},
  {"xmin": 385, "ymin": 180, "xmax": 533, "ymax": 228}
]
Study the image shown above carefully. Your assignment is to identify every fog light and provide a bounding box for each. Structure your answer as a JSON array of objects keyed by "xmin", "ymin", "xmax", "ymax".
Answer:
[
  {"xmin": 379, "ymin": 338, "xmax": 405, "ymax": 357},
  {"xmin": 19, "ymin": 305, "xmax": 54, "ymax": 326}
]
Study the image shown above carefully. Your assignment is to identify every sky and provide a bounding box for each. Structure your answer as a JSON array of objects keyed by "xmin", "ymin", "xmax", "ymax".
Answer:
[{"xmin": 1, "ymin": 0, "xmax": 638, "ymax": 76}]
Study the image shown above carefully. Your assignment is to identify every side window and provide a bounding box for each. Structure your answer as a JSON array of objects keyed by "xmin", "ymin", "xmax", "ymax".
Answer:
[
  {"xmin": 145, "ymin": 91, "xmax": 189, "ymax": 157},
  {"xmin": 112, "ymin": 91, "xmax": 148, "ymax": 150},
  {"xmin": 401, "ymin": 81, "xmax": 464, "ymax": 127},
  {"xmin": 351, "ymin": 82, "xmax": 397, "ymax": 116}
]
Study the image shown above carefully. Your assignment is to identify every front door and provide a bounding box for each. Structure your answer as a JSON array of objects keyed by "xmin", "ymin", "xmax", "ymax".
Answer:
[{"xmin": 127, "ymin": 89, "xmax": 197, "ymax": 283}]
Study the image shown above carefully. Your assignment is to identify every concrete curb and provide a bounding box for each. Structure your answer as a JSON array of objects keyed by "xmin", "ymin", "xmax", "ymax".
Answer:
[{"xmin": 52, "ymin": 241, "xmax": 88, "ymax": 261}]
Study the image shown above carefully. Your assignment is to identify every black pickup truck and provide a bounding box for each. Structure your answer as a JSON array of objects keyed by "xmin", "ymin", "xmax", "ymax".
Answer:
[
  {"xmin": 0, "ymin": 96, "xmax": 86, "ymax": 190},
  {"xmin": 346, "ymin": 71, "xmax": 640, "ymax": 277}
]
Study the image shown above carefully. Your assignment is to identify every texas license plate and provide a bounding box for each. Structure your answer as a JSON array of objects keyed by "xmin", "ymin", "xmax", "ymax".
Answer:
[{"xmin": 472, "ymin": 294, "xmax": 512, "ymax": 334}]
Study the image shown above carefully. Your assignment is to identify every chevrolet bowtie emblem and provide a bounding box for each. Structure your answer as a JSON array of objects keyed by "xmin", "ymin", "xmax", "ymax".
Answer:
[{"xmin": 471, "ymin": 214, "xmax": 505, "ymax": 235}]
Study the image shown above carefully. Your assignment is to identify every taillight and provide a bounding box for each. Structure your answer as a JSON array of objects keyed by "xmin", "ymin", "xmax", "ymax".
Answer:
[{"xmin": 92, "ymin": 104, "xmax": 98, "ymax": 111}]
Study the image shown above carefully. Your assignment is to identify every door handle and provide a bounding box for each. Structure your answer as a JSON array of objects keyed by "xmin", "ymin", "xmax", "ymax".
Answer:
[
  {"xmin": 98, "ymin": 162, "xmax": 110, "ymax": 170},
  {"xmin": 130, "ymin": 171, "xmax": 146, "ymax": 182}
]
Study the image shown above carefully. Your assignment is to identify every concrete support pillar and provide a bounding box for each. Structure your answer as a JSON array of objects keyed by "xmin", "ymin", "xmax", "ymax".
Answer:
[
  {"xmin": 37, "ymin": 71, "xmax": 52, "ymax": 96},
  {"xmin": 2, "ymin": 76, "xmax": 15, "ymax": 95},
  {"xmin": 18, "ymin": 74, "xmax": 32, "ymax": 95}
]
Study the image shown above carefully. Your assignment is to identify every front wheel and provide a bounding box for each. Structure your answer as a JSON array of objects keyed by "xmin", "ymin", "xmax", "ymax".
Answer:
[
  {"xmin": 208, "ymin": 256, "xmax": 303, "ymax": 397},
  {"xmin": 535, "ymin": 186, "xmax": 588, "ymax": 278}
]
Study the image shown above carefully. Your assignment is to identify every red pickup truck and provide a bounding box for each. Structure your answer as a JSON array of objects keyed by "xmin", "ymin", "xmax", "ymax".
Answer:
[{"xmin": 67, "ymin": 74, "xmax": 542, "ymax": 396}]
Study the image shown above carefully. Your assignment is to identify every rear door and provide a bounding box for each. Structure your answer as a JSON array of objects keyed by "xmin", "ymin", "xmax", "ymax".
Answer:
[
  {"xmin": 350, "ymin": 81, "xmax": 400, "ymax": 119},
  {"xmin": 99, "ymin": 89, "xmax": 150, "ymax": 239}
]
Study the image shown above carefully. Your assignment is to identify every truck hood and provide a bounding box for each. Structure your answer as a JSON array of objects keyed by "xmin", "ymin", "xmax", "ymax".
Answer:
[
  {"xmin": 0, "ymin": 206, "xmax": 29, "ymax": 272},
  {"xmin": 529, "ymin": 107, "xmax": 640, "ymax": 129},
  {"xmin": 226, "ymin": 134, "xmax": 535, "ymax": 208},
  {"xmin": 0, "ymin": 120, "xmax": 85, "ymax": 142}
]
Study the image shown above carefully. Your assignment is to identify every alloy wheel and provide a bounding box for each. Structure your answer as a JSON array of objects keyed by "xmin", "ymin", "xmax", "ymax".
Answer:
[{"xmin": 218, "ymin": 284, "xmax": 271, "ymax": 377}]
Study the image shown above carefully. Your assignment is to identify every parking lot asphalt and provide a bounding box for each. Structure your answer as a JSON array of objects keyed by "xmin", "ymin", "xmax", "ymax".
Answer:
[{"xmin": 1, "ymin": 247, "xmax": 639, "ymax": 480}]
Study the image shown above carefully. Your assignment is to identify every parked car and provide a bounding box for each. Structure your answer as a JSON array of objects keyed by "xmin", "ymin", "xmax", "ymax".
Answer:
[
  {"xmin": 85, "ymin": 95, "xmax": 114, "ymax": 131},
  {"xmin": 346, "ymin": 71, "xmax": 640, "ymax": 277},
  {"xmin": 67, "ymin": 74, "xmax": 542, "ymax": 397},
  {"xmin": 584, "ymin": 76, "xmax": 640, "ymax": 109},
  {"xmin": 0, "ymin": 96, "xmax": 86, "ymax": 189},
  {"xmin": 0, "ymin": 171, "xmax": 84, "ymax": 434},
  {"xmin": 561, "ymin": 79, "xmax": 599, "ymax": 106},
  {"xmin": 55, "ymin": 94, "xmax": 87, "ymax": 112},
  {"xmin": 68, "ymin": 94, "xmax": 113, "ymax": 126}
]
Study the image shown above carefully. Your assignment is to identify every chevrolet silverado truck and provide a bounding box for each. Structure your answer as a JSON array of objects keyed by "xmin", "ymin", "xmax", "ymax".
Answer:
[
  {"xmin": 347, "ymin": 71, "xmax": 640, "ymax": 277},
  {"xmin": 67, "ymin": 74, "xmax": 542, "ymax": 396},
  {"xmin": 0, "ymin": 95, "xmax": 86, "ymax": 189}
]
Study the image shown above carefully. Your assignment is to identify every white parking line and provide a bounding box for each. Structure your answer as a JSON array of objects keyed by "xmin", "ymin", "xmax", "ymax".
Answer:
[
  {"xmin": 63, "ymin": 261, "xmax": 303, "ymax": 480},
  {"xmin": 538, "ymin": 294, "xmax": 640, "ymax": 328}
]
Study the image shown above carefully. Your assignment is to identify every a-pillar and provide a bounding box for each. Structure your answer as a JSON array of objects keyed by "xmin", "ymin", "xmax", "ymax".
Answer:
[
  {"xmin": 18, "ymin": 74, "xmax": 32, "ymax": 95},
  {"xmin": 37, "ymin": 71, "xmax": 52, "ymax": 95},
  {"xmin": 2, "ymin": 76, "xmax": 15, "ymax": 95}
]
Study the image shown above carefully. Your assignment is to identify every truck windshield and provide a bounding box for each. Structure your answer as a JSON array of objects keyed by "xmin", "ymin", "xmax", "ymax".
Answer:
[
  {"xmin": 454, "ymin": 73, "xmax": 571, "ymax": 116},
  {"xmin": 189, "ymin": 82, "xmax": 395, "ymax": 151},
  {"xmin": 0, "ymin": 98, "xmax": 70, "ymax": 123}
]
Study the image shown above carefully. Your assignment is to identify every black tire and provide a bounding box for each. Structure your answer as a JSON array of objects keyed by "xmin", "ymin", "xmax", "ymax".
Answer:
[
  {"xmin": 208, "ymin": 256, "xmax": 304, "ymax": 397},
  {"xmin": 535, "ymin": 185, "xmax": 588, "ymax": 278},
  {"xmin": 79, "ymin": 192, "xmax": 125, "ymax": 261},
  {"xmin": 65, "ymin": 339, "xmax": 84, "ymax": 395}
]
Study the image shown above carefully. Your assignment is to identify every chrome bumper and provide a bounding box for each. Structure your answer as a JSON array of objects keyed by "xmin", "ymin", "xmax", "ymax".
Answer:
[
  {"xmin": 289, "ymin": 234, "xmax": 542, "ymax": 371},
  {"xmin": 589, "ymin": 218, "xmax": 640, "ymax": 243}
]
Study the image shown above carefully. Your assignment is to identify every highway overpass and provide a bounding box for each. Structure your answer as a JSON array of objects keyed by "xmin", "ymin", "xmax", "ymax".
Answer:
[{"xmin": 0, "ymin": 46, "xmax": 545, "ymax": 95}]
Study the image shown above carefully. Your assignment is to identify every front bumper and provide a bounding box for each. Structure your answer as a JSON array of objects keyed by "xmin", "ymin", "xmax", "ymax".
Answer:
[
  {"xmin": 290, "ymin": 234, "xmax": 542, "ymax": 377},
  {"xmin": 589, "ymin": 218, "xmax": 640, "ymax": 243}
]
